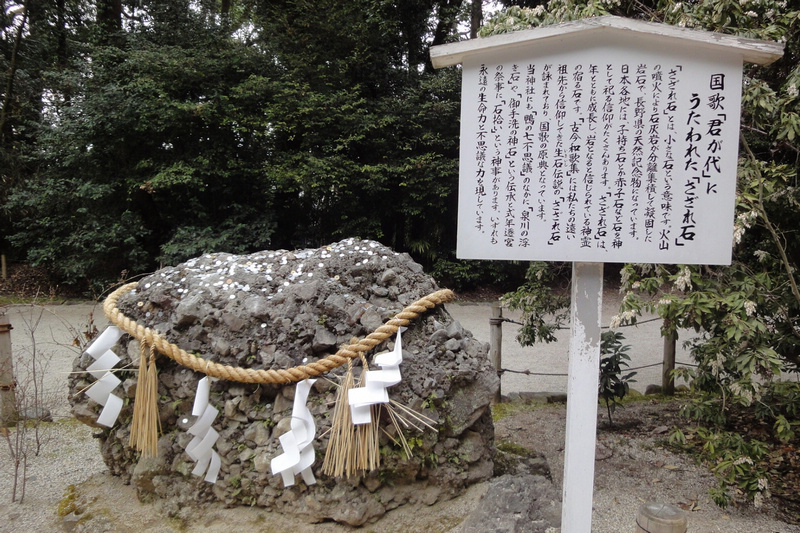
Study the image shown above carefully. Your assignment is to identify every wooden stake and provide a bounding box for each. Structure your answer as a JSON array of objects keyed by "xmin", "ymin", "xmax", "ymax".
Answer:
[
  {"xmin": 0, "ymin": 313, "xmax": 18, "ymax": 427},
  {"xmin": 490, "ymin": 303, "xmax": 503, "ymax": 403},
  {"xmin": 662, "ymin": 321, "xmax": 677, "ymax": 396}
]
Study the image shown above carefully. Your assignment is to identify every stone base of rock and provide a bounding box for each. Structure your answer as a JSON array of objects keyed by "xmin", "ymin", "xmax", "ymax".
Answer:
[{"xmin": 456, "ymin": 474, "xmax": 562, "ymax": 533}]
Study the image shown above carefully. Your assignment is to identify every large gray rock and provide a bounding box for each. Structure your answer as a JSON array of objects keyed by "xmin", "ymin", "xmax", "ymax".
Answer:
[
  {"xmin": 457, "ymin": 474, "xmax": 562, "ymax": 533},
  {"xmin": 69, "ymin": 239, "xmax": 499, "ymax": 525}
]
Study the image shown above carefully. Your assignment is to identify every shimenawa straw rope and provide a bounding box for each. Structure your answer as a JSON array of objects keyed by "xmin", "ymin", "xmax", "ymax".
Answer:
[
  {"xmin": 101, "ymin": 281, "xmax": 454, "ymax": 459},
  {"xmin": 104, "ymin": 282, "xmax": 454, "ymax": 384}
]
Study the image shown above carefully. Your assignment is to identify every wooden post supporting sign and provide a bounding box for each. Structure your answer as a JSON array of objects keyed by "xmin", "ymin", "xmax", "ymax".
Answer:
[{"xmin": 562, "ymin": 262, "xmax": 603, "ymax": 531}]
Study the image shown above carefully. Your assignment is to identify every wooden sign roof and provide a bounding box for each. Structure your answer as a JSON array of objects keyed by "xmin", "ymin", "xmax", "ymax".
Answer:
[{"xmin": 431, "ymin": 15, "xmax": 784, "ymax": 69}]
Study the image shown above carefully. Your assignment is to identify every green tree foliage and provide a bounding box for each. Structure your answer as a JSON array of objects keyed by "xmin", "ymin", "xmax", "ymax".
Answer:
[
  {"xmin": 4, "ymin": 1, "xmax": 282, "ymax": 289},
  {"xmin": 248, "ymin": 1, "xmax": 463, "ymax": 256},
  {"xmin": 1, "ymin": 0, "xmax": 474, "ymax": 290},
  {"xmin": 0, "ymin": 1, "xmax": 63, "ymax": 260},
  {"xmin": 484, "ymin": 0, "xmax": 800, "ymax": 508}
]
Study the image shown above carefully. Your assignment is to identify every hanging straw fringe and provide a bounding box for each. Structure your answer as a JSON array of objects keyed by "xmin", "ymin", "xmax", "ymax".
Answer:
[
  {"xmin": 321, "ymin": 359, "xmax": 356, "ymax": 478},
  {"xmin": 103, "ymin": 282, "xmax": 454, "ymax": 384},
  {"xmin": 355, "ymin": 405, "xmax": 380, "ymax": 473},
  {"xmin": 129, "ymin": 343, "xmax": 161, "ymax": 457},
  {"xmin": 322, "ymin": 356, "xmax": 381, "ymax": 478},
  {"xmin": 352, "ymin": 352, "xmax": 381, "ymax": 476}
]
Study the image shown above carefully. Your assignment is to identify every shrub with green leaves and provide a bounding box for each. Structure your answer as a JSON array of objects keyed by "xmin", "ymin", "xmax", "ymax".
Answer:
[
  {"xmin": 599, "ymin": 331, "xmax": 637, "ymax": 426},
  {"xmin": 501, "ymin": 262, "xmax": 570, "ymax": 345}
]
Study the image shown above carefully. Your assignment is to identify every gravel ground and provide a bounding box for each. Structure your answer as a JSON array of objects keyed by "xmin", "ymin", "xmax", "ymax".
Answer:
[
  {"xmin": 494, "ymin": 400, "xmax": 800, "ymax": 533},
  {"xmin": 0, "ymin": 422, "xmax": 106, "ymax": 532},
  {"xmin": 1, "ymin": 300, "xmax": 799, "ymax": 532},
  {"xmin": 0, "ymin": 303, "xmax": 106, "ymax": 533}
]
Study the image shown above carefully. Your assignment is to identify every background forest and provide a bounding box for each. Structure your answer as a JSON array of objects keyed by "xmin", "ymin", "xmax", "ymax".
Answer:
[{"xmin": 0, "ymin": 0, "xmax": 496, "ymax": 292}]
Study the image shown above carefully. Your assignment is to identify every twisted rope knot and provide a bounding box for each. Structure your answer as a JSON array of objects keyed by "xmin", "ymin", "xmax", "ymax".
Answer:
[{"xmin": 103, "ymin": 282, "xmax": 454, "ymax": 384}]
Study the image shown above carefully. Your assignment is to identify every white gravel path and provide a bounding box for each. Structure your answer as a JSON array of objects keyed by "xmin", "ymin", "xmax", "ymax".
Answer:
[{"xmin": 1, "ymin": 303, "xmax": 108, "ymax": 532}]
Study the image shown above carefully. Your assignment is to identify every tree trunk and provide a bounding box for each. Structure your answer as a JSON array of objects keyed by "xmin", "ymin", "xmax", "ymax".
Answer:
[
  {"xmin": 470, "ymin": 0, "xmax": 483, "ymax": 39},
  {"xmin": 430, "ymin": 0, "xmax": 461, "ymax": 47},
  {"xmin": 0, "ymin": 8, "xmax": 28, "ymax": 147},
  {"xmin": 96, "ymin": 0, "xmax": 122, "ymax": 41},
  {"xmin": 56, "ymin": 0, "xmax": 73, "ymax": 104}
]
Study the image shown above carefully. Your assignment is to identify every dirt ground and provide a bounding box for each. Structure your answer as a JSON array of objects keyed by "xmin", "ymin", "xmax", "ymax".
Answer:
[
  {"xmin": 37, "ymin": 397, "xmax": 800, "ymax": 533},
  {"xmin": 496, "ymin": 398, "xmax": 800, "ymax": 533},
  {"xmin": 1, "ymin": 292, "xmax": 799, "ymax": 531}
]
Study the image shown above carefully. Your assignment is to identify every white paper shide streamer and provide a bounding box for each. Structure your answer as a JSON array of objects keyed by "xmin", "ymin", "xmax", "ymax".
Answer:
[
  {"xmin": 183, "ymin": 377, "xmax": 222, "ymax": 483},
  {"xmin": 271, "ymin": 378, "xmax": 318, "ymax": 487},
  {"xmin": 83, "ymin": 326, "xmax": 125, "ymax": 427},
  {"xmin": 348, "ymin": 330, "xmax": 404, "ymax": 425}
]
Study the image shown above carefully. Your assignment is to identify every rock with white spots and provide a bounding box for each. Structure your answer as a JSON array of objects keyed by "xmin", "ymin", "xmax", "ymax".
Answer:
[{"xmin": 69, "ymin": 238, "xmax": 498, "ymax": 526}]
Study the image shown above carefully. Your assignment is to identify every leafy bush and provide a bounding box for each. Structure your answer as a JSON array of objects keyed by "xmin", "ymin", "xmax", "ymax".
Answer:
[
  {"xmin": 599, "ymin": 331, "xmax": 636, "ymax": 425},
  {"xmin": 158, "ymin": 218, "xmax": 275, "ymax": 267},
  {"xmin": 501, "ymin": 262, "xmax": 570, "ymax": 345},
  {"xmin": 669, "ymin": 425, "xmax": 771, "ymax": 509}
]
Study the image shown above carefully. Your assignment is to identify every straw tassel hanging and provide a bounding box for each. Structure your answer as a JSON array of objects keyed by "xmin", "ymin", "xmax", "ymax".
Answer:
[
  {"xmin": 354, "ymin": 404, "xmax": 380, "ymax": 473},
  {"xmin": 129, "ymin": 342, "xmax": 161, "ymax": 457},
  {"xmin": 322, "ymin": 358, "xmax": 358, "ymax": 477},
  {"xmin": 323, "ymin": 332, "xmax": 415, "ymax": 478}
]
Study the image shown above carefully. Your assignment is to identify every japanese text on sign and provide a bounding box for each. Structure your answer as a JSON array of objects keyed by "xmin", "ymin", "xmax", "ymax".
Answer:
[{"xmin": 459, "ymin": 49, "xmax": 741, "ymax": 265}]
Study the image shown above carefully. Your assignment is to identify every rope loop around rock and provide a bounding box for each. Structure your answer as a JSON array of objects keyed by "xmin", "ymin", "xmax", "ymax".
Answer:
[{"xmin": 103, "ymin": 282, "xmax": 455, "ymax": 384}]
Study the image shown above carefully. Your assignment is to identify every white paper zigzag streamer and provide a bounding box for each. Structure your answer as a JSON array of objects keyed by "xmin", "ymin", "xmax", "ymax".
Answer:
[
  {"xmin": 84, "ymin": 326, "xmax": 125, "ymax": 427},
  {"xmin": 271, "ymin": 378, "xmax": 317, "ymax": 487},
  {"xmin": 348, "ymin": 330, "xmax": 404, "ymax": 425},
  {"xmin": 184, "ymin": 377, "xmax": 222, "ymax": 483}
]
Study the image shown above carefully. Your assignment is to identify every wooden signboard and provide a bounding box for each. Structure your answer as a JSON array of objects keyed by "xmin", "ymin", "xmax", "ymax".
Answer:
[
  {"xmin": 431, "ymin": 16, "xmax": 783, "ymax": 533},
  {"xmin": 432, "ymin": 16, "xmax": 784, "ymax": 266}
]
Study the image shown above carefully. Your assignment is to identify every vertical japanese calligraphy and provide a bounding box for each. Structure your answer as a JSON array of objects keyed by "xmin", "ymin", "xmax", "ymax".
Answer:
[
  {"xmin": 475, "ymin": 65, "xmax": 488, "ymax": 232},
  {"xmin": 458, "ymin": 46, "xmax": 741, "ymax": 265}
]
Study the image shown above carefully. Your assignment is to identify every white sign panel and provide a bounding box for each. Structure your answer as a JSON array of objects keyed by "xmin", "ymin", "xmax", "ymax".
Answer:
[{"xmin": 457, "ymin": 38, "xmax": 742, "ymax": 265}]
